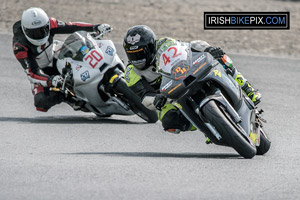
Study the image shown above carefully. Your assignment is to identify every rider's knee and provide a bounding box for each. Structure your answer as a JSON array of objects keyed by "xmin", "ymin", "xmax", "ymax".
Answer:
[
  {"xmin": 34, "ymin": 93, "xmax": 49, "ymax": 111},
  {"xmin": 161, "ymin": 109, "xmax": 191, "ymax": 131}
]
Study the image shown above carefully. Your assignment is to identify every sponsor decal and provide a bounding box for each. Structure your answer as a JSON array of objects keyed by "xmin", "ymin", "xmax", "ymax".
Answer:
[
  {"xmin": 76, "ymin": 65, "xmax": 82, "ymax": 71},
  {"xmin": 125, "ymin": 67, "xmax": 132, "ymax": 83},
  {"xmin": 161, "ymin": 80, "xmax": 173, "ymax": 92},
  {"xmin": 31, "ymin": 10, "xmax": 38, "ymax": 17},
  {"xmin": 32, "ymin": 20, "xmax": 42, "ymax": 26},
  {"xmin": 193, "ymin": 54, "xmax": 206, "ymax": 65},
  {"xmin": 129, "ymin": 45, "xmax": 139, "ymax": 50},
  {"xmin": 168, "ymin": 83, "xmax": 182, "ymax": 94},
  {"xmin": 80, "ymin": 46, "xmax": 89, "ymax": 55},
  {"xmin": 105, "ymin": 46, "xmax": 114, "ymax": 56},
  {"xmin": 193, "ymin": 62, "xmax": 207, "ymax": 75},
  {"xmin": 126, "ymin": 34, "xmax": 141, "ymax": 45},
  {"xmin": 172, "ymin": 61, "xmax": 189, "ymax": 80},
  {"xmin": 156, "ymin": 38, "xmax": 168, "ymax": 49},
  {"xmin": 80, "ymin": 70, "xmax": 90, "ymax": 81}
]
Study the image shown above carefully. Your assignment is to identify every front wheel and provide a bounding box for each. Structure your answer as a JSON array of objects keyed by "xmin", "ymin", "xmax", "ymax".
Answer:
[
  {"xmin": 257, "ymin": 127, "xmax": 271, "ymax": 155},
  {"xmin": 113, "ymin": 78, "xmax": 158, "ymax": 123},
  {"xmin": 202, "ymin": 100, "xmax": 257, "ymax": 159}
]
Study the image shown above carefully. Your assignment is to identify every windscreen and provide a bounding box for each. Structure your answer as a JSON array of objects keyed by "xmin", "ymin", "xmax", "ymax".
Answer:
[
  {"xmin": 157, "ymin": 43, "xmax": 189, "ymax": 74},
  {"xmin": 58, "ymin": 31, "xmax": 95, "ymax": 61}
]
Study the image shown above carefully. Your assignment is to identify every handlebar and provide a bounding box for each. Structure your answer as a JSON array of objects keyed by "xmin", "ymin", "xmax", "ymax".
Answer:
[{"xmin": 90, "ymin": 27, "xmax": 114, "ymax": 40}]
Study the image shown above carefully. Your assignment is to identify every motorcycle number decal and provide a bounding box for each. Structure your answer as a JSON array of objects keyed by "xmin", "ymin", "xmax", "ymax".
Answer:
[
  {"xmin": 84, "ymin": 50, "xmax": 103, "ymax": 68},
  {"xmin": 162, "ymin": 54, "xmax": 171, "ymax": 66},
  {"xmin": 159, "ymin": 45, "xmax": 187, "ymax": 74},
  {"xmin": 213, "ymin": 70, "xmax": 222, "ymax": 77},
  {"xmin": 162, "ymin": 47, "xmax": 182, "ymax": 66}
]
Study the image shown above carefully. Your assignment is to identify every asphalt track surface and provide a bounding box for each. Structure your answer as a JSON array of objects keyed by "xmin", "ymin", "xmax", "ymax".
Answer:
[{"xmin": 1, "ymin": 33, "xmax": 300, "ymax": 200}]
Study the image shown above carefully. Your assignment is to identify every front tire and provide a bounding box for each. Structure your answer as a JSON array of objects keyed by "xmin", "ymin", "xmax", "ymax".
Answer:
[
  {"xmin": 202, "ymin": 100, "xmax": 257, "ymax": 158},
  {"xmin": 113, "ymin": 78, "xmax": 158, "ymax": 123},
  {"xmin": 257, "ymin": 127, "xmax": 271, "ymax": 155}
]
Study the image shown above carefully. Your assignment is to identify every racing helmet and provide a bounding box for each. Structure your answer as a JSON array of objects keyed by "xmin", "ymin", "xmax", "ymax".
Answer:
[
  {"xmin": 123, "ymin": 25, "xmax": 156, "ymax": 70},
  {"xmin": 21, "ymin": 7, "xmax": 50, "ymax": 46}
]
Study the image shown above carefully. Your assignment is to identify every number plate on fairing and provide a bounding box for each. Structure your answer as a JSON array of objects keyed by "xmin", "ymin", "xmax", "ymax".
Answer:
[
  {"xmin": 83, "ymin": 49, "xmax": 104, "ymax": 69},
  {"xmin": 159, "ymin": 43, "xmax": 188, "ymax": 74}
]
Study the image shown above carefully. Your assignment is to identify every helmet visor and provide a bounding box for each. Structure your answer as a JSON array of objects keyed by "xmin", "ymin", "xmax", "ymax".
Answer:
[
  {"xmin": 23, "ymin": 23, "xmax": 50, "ymax": 40},
  {"xmin": 126, "ymin": 48, "xmax": 148, "ymax": 69}
]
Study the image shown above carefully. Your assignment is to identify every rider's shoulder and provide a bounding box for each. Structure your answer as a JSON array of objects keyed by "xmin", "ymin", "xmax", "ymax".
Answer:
[
  {"xmin": 156, "ymin": 37, "xmax": 177, "ymax": 51},
  {"xmin": 13, "ymin": 20, "xmax": 23, "ymax": 36},
  {"xmin": 12, "ymin": 21, "xmax": 29, "ymax": 51}
]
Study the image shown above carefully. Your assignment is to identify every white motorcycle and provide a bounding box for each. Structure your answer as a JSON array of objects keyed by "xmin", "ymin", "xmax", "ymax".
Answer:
[{"xmin": 55, "ymin": 31, "xmax": 157, "ymax": 123}]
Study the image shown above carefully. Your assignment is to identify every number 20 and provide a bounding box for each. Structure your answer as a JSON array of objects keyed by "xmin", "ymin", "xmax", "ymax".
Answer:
[{"xmin": 84, "ymin": 50, "xmax": 103, "ymax": 68}]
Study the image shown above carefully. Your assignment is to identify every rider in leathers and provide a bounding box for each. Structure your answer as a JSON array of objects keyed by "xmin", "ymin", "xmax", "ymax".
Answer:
[
  {"xmin": 123, "ymin": 25, "xmax": 262, "ymax": 133},
  {"xmin": 13, "ymin": 7, "xmax": 112, "ymax": 111}
]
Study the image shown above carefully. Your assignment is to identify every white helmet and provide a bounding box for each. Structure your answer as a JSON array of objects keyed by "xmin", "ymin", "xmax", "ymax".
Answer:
[{"xmin": 21, "ymin": 7, "xmax": 50, "ymax": 46}]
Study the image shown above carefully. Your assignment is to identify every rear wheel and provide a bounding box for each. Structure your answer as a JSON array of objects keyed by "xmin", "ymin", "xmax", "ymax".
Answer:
[
  {"xmin": 113, "ymin": 78, "xmax": 158, "ymax": 123},
  {"xmin": 202, "ymin": 100, "xmax": 257, "ymax": 158}
]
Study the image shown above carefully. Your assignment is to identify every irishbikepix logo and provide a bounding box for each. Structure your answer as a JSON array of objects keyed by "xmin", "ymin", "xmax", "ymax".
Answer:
[{"xmin": 204, "ymin": 12, "xmax": 290, "ymax": 29}]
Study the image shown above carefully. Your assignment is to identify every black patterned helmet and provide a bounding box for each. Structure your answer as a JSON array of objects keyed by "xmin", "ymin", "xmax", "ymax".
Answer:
[{"xmin": 123, "ymin": 25, "xmax": 156, "ymax": 70}]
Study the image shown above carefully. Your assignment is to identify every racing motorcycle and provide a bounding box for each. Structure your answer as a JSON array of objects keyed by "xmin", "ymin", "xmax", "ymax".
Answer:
[
  {"xmin": 55, "ymin": 31, "xmax": 157, "ymax": 123},
  {"xmin": 156, "ymin": 41, "xmax": 271, "ymax": 158}
]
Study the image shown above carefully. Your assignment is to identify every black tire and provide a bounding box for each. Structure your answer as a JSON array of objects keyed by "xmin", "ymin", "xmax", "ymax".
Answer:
[
  {"xmin": 202, "ymin": 100, "xmax": 257, "ymax": 158},
  {"xmin": 256, "ymin": 127, "xmax": 271, "ymax": 155},
  {"xmin": 114, "ymin": 78, "xmax": 158, "ymax": 123}
]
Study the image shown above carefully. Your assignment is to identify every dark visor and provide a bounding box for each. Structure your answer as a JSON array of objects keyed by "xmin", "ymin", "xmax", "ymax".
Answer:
[
  {"xmin": 24, "ymin": 23, "xmax": 50, "ymax": 40},
  {"xmin": 125, "ymin": 48, "xmax": 146, "ymax": 62}
]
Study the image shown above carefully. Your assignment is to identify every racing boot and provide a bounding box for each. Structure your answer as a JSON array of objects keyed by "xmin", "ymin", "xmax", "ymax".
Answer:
[
  {"xmin": 219, "ymin": 55, "xmax": 261, "ymax": 105},
  {"xmin": 234, "ymin": 72, "xmax": 262, "ymax": 105}
]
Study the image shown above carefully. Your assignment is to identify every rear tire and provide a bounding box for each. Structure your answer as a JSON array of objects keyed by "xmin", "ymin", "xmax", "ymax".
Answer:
[
  {"xmin": 256, "ymin": 127, "xmax": 271, "ymax": 155},
  {"xmin": 202, "ymin": 100, "xmax": 257, "ymax": 158},
  {"xmin": 114, "ymin": 78, "xmax": 158, "ymax": 123}
]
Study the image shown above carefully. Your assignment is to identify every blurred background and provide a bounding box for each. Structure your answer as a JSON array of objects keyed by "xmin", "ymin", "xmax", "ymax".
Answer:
[{"xmin": 1, "ymin": 0, "xmax": 299, "ymax": 58}]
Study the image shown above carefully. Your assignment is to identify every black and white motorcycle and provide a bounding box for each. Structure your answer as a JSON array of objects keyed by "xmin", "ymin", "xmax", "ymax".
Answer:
[
  {"xmin": 154, "ymin": 41, "xmax": 271, "ymax": 158},
  {"xmin": 55, "ymin": 31, "xmax": 157, "ymax": 123}
]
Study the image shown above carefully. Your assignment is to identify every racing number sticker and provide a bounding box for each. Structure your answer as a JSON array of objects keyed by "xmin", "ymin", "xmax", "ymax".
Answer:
[
  {"xmin": 162, "ymin": 47, "xmax": 182, "ymax": 66},
  {"xmin": 84, "ymin": 50, "xmax": 103, "ymax": 68},
  {"xmin": 213, "ymin": 70, "xmax": 222, "ymax": 77}
]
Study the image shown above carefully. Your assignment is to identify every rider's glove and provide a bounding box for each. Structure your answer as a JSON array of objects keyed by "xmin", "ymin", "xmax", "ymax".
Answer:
[
  {"xmin": 93, "ymin": 24, "xmax": 112, "ymax": 36},
  {"xmin": 204, "ymin": 46, "xmax": 225, "ymax": 59},
  {"xmin": 49, "ymin": 75, "xmax": 63, "ymax": 88},
  {"xmin": 153, "ymin": 94, "xmax": 167, "ymax": 111}
]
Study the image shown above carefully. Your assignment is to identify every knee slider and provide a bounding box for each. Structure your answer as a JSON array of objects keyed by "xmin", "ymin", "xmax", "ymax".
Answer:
[
  {"xmin": 34, "ymin": 93, "xmax": 47, "ymax": 109},
  {"xmin": 161, "ymin": 109, "xmax": 191, "ymax": 131}
]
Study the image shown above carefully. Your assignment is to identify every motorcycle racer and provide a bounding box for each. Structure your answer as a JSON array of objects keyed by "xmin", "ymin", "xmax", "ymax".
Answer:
[
  {"xmin": 123, "ymin": 25, "xmax": 262, "ymax": 133},
  {"xmin": 12, "ymin": 7, "xmax": 112, "ymax": 111}
]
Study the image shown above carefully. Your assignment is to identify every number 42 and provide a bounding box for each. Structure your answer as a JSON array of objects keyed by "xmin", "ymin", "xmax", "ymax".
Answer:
[{"xmin": 162, "ymin": 47, "xmax": 182, "ymax": 66}]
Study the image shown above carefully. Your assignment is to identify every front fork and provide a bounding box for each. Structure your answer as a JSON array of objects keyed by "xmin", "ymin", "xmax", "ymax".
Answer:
[{"xmin": 249, "ymin": 109, "xmax": 267, "ymax": 146}]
